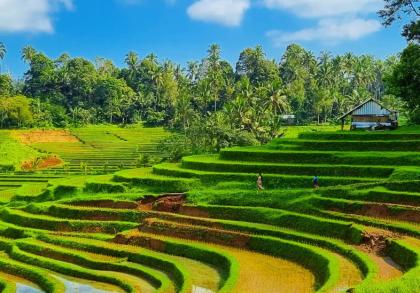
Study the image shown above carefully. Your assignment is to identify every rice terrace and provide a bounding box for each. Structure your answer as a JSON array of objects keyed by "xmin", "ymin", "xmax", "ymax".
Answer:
[
  {"xmin": 0, "ymin": 124, "xmax": 418, "ymax": 293},
  {"xmin": 0, "ymin": 0, "xmax": 419, "ymax": 292}
]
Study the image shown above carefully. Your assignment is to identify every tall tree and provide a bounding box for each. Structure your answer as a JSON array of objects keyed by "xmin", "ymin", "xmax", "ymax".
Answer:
[
  {"xmin": 0, "ymin": 42, "xmax": 6, "ymax": 73},
  {"xmin": 386, "ymin": 43, "xmax": 420, "ymax": 123},
  {"xmin": 379, "ymin": 0, "xmax": 420, "ymax": 42},
  {"xmin": 236, "ymin": 46, "xmax": 280, "ymax": 87}
]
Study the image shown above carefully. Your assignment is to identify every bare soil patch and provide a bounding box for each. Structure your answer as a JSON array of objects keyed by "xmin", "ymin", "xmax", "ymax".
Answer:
[
  {"xmin": 71, "ymin": 200, "xmax": 138, "ymax": 210},
  {"xmin": 139, "ymin": 218, "xmax": 251, "ymax": 248},
  {"xmin": 359, "ymin": 204, "xmax": 420, "ymax": 224},
  {"xmin": 354, "ymin": 228, "xmax": 404, "ymax": 282},
  {"xmin": 138, "ymin": 193, "xmax": 186, "ymax": 212},
  {"xmin": 113, "ymin": 231, "xmax": 167, "ymax": 252},
  {"xmin": 13, "ymin": 130, "xmax": 79, "ymax": 144},
  {"xmin": 21, "ymin": 155, "xmax": 63, "ymax": 171},
  {"xmin": 179, "ymin": 206, "xmax": 211, "ymax": 218},
  {"xmin": 358, "ymin": 230, "xmax": 400, "ymax": 255}
]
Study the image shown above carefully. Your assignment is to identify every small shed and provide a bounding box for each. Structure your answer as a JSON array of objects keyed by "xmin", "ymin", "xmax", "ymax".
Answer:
[
  {"xmin": 280, "ymin": 114, "xmax": 296, "ymax": 125},
  {"xmin": 339, "ymin": 98, "xmax": 398, "ymax": 130}
]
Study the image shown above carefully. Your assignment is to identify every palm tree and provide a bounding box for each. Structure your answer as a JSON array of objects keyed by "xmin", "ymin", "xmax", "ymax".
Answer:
[
  {"xmin": 21, "ymin": 46, "xmax": 36, "ymax": 63},
  {"xmin": 187, "ymin": 61, "xmax": 199, "ymax": 82},
  {"xmin": 0, "ymin": 42, "xmax": 6, "ymax": 73},
  {"xmin": 264, "ymin": 83, "xmax": 291, "ymax": 116},
  {"xmin": 125, "ymin": 51, "xmax": 139, "ymax": 70}
]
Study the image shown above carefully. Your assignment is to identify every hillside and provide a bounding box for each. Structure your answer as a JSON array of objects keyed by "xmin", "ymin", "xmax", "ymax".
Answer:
[{"xmin": 0, "ymin": 128, "xmax": 419, "ymax": 292}]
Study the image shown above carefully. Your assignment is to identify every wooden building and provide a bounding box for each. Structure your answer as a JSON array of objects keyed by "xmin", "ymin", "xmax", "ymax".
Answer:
[{"xmin": 339, "ymin": 98, "xmax": 398, "ymax": 130}]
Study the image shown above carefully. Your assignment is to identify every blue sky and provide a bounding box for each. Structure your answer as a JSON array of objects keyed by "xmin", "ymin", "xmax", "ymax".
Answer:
[{"xmin": 0, "ymin": 0, "xmax": 408, "ymax": 77}]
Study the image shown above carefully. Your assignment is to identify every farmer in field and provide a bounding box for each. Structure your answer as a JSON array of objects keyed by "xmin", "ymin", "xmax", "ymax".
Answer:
[
  {"xmin": 313, "ymin": 175, "xmax": 319, "ymax": 189},
  {"xmin": 257, "ymin": 173, "xmax": 264, "ymax": 191}
]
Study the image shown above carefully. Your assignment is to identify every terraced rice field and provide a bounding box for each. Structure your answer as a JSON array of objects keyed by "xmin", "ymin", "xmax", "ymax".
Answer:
[
  {"xmin": 9, "ymin": 126, "xmax": 169, "ymax": 175},
  {"xmin": 0, "ymin": 128, "xmax": 419, "ymax": 292}
]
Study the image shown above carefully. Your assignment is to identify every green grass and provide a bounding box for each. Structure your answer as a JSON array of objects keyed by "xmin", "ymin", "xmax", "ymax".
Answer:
[{"xmin": 0, "ymin": 125, "xmax": 419, "ymax": 292}]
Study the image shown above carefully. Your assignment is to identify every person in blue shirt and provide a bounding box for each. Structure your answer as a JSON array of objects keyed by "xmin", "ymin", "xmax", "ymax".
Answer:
[{"xmin": 313, "ymin": 175, "xmax": 319, "ymax": 189}]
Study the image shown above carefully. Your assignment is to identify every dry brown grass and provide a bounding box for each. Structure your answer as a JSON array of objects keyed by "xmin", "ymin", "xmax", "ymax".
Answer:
[{"xmin": 12, "ymin": 130, "xmax": 79, "ymax": 144}]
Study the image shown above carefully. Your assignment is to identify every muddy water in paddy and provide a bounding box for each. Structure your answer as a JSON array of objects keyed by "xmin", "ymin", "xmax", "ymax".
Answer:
[
  {"xmin": 52, "ymin": 274, "xmax": 123, "ymax": 293},
  {"xmin": 168, "ymin": 254, "xmax": 220, "ymax": 293},
  {"xmin": 53, "ymin": 271, "xmax": 156, "ymax": 293},
  {"xmin": 207, "ymin": 243, "xmax": 315, "ymax": 293}
]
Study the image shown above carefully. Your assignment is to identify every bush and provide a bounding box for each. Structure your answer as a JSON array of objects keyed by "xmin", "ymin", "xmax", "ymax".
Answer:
[{"xmin": 84, "ymin": 181, "xmax": 126, "ymax": 193}]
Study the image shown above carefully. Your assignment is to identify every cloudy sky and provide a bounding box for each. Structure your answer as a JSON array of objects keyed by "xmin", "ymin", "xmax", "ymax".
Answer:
[{"xmin": 0, "ymin": 0, "xmax": 408, "ymax": 76}]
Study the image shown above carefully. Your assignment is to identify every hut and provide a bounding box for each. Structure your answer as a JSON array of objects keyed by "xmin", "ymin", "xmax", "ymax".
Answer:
[
  {"xmin": 280, "ymin": 114, "xmax": 296, "ymax": 125},
  {"xmin": 339, "ymin": 98, "xmax": 398, "ymax": 130}
]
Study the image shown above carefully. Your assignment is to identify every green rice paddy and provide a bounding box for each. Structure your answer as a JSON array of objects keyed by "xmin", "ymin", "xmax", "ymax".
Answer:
[{"xmin": 0, "ymin": 126, "xmax": 419, "ymax": 293}]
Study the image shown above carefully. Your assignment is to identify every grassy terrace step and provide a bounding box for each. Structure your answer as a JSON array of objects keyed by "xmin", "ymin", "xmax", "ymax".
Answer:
[
  {"xmin": 298, "ymin": 132, "xmax": 420, "ymax": 141},
  {"xmin": 14, "ymin": 238, "xmax": 169, "ymax": 293},
  {"xmin": 183, "ymin": 204, "xmax": 364, "ymax": 243},
  {"xmin": 133, "ymin": 210, "xmax": 375, "ymax": 285},
  {"xmin": 0, "ymin": 277, "xmax": 15, "ymax": 293},
  {"xmin": 39, "ymin": 234, "xmax": 193, "ymax": 293},
  {"xmin": 136, "ymin": 218, "xmax": 340, "ymax": 292},
  {"xmin": 24, "ymin": 200, "xmax": 380, "ymax": 284},
  {"xmin": 320, "ymin": 185, "xmax": 420, "ymax": 205},
  {"xmin": 8, "ymin": 245, "xmax": 136, "ymax": 292},
  {"xmin": 153, "ymin": 163, "xmax": 377, "ymax": 188},
  {"xmin": 356, "ymin": 239, "xmax": 420, "ymax": 293},
  {"xmin": 113, "ymin": 168, "xmax": 201, "ymax": 192},
  {"xmin": 269, "ymin": 139, "xmax": 420, "ymax": 152},
  {"xmin": 0, "ymin": 239, "xmax": 65, "ymax": 293},
  {"xmin": 316, "ymin": 210, "xmax": 420, "ymax": 237},
  {"xmin": 0, "ymin": 208, "xmax": 137, "ymax": 233},
  {"xmin": 114, "ymin": 231, "xmax": 238, "ymax": 293},
  {"xmin": 34, "ymin": 201, "xmax": 364, "ymax": 243},
  {"xmin": 182, "ymin": 155, "xmax": 395, "ymax": 178},
  {"xmin": 309, "ymin": 196, "xmax": 420, "ymax": 224},
  {"xmin": 220, "ymin": 148, "xmax": 420, "ymax": 166}
]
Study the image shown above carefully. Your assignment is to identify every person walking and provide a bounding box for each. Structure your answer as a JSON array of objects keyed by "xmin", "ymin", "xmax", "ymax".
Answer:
[
  {"xmin": 313, "ymin": 175, "xmax": 319, "ymax": 189},
  {"xmin": 257, "ymin": 173, "xmax": 264, "ymax": 191}
]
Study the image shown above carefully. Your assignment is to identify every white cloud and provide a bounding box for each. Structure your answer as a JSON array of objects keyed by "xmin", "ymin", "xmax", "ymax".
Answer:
[
  {"xmin": 0, "ymin": 0, "xmax": 73, "ymax": 33},
  {"xmin": 187, "ymin": 0, "xmax": 251, "ymax": 27},
  {"xmin": 262, "ymin": 0, "xmax": 382, "ymax": 18},
  {"xmin": 267, "ymin": 18, "xmax": 381, "ymax": 45},
  {"xmin": 264, "ymin": 0, "xmax": 382, "ymax": 44}
]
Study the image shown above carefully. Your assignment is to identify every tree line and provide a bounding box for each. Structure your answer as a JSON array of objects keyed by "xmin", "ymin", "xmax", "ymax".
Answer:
[
  {"xmin": 0, "ymin": 0, "xmax": 418, "ymax": 154},
  {"xmin": 0, "ymin": 43, "xmax": 408, "ymax": 127}
]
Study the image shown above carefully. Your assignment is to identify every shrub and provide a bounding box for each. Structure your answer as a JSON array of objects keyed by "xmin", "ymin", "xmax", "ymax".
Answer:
[{"xmin": 84, "ymin": 181, "xmax": 126, "ymax": 193}]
